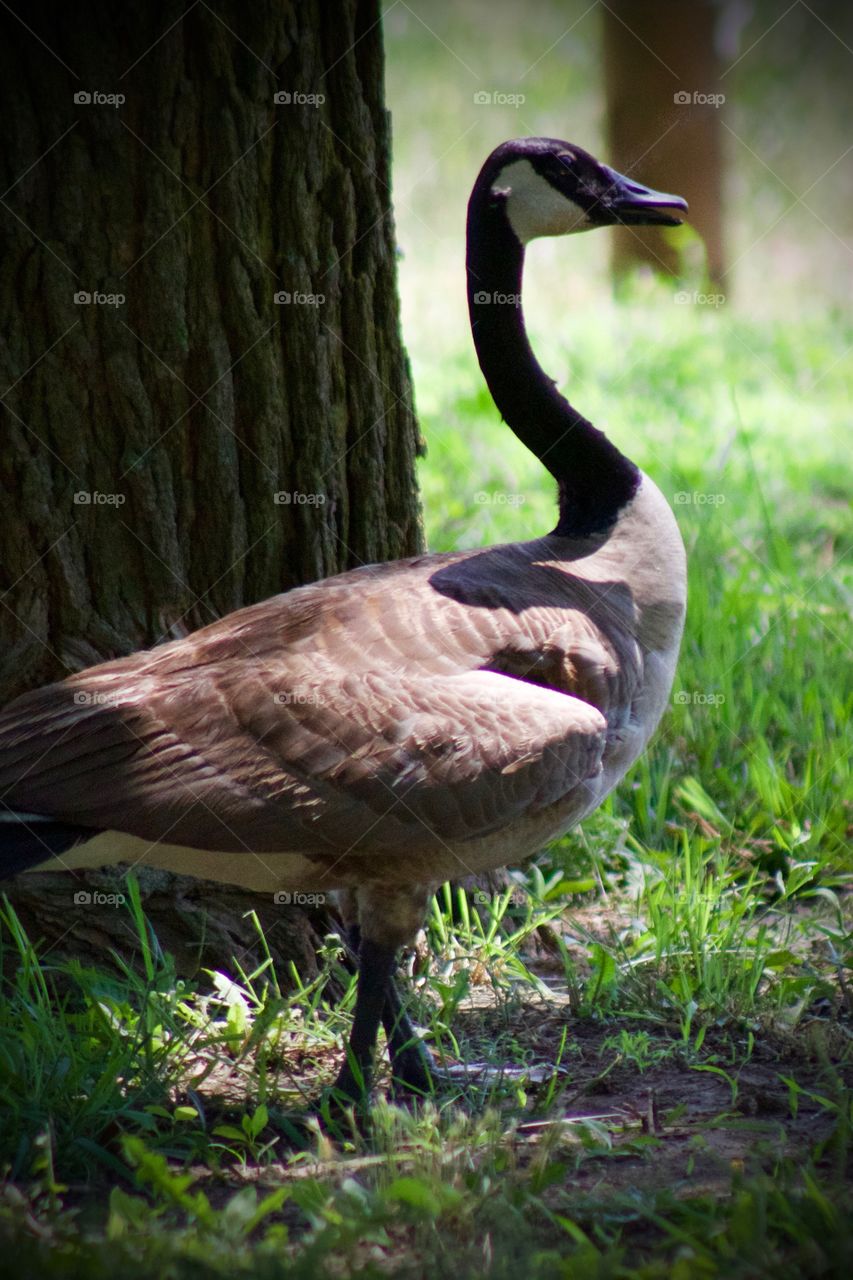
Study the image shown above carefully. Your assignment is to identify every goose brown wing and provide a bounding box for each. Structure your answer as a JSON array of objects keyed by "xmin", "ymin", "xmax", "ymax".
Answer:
[{"xmin": 0, "ymin": 656, "xmax": 605, "ymax": 856}]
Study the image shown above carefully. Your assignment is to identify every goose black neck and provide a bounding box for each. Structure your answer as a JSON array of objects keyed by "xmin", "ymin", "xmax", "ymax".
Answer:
[{"xmin": 466, "ymin": 194, "xmax": 640, "ymax": 538}]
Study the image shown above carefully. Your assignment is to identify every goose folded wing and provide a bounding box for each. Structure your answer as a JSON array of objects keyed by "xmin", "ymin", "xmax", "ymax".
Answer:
[{"xmin": 0, "ymin": 663, "xmax": 607, "ymax": 855}]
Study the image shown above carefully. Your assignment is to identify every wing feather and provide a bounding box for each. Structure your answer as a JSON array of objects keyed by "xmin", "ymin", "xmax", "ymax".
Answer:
[
  {"xmin": 0, "ymin": 663, "xmax": 605, "ymax": 856},
  {"xmin": 0, "ymin": 537, "xmax": 654, "ymax": 861}
]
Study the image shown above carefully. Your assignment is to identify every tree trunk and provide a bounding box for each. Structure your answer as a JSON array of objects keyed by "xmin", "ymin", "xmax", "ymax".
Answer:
[
  {"xmin": 1, "ymin": 868, "xmax": 344, "ymax": 986},
  {"xmin": 0, "ymin": 0, "xmax": 422, "ymax": 699},
  {"xmin": 603, "ymin": 0, "xmax": 725, "ymax": 283},
  {"xmin": 0, "ymin": 0, "xmax": 421, "ymax": 974}
]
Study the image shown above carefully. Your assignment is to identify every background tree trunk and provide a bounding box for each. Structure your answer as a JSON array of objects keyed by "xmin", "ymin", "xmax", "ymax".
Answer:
[
  {"xmin": 603, "ymin": 0, "xmax": 725, "ymax": 283},
  {"xmin": 0, "ymin": 0, "xmax": 422, "ymax": 973}
]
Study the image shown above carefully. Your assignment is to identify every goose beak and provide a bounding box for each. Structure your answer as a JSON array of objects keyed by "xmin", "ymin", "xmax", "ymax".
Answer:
[{"xmin": 602, "ymin": 165, "xmax": 688, "ymax": 227}]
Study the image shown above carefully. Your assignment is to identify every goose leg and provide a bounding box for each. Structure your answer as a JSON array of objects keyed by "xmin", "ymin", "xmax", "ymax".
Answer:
[
  {"xmin": 331, "ymin": 935, "xmax": 399, "ymax": 1102},
  {"xmin": 331, "ymin": 884, "xmax": 433, "ymax": 1102},
  {"xmin": 343, "ymin": 918, "xmax": 436, "ymax": 1094}
]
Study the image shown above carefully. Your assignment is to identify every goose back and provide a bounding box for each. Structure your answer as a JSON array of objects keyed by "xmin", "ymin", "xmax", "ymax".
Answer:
[{"xmin": 0, "ymin": 475, "xmax": 684, "ymax": 890}]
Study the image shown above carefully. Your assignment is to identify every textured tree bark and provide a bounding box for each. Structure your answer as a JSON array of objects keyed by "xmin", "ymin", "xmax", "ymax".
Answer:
[
  {"xmin": 603, "ymin": 0, "xmax": 725, "ymax": 283},
  {"xmin": 0, "ymin": 0, "xmax": 422, "ymax": 699},
  {"xmin": 0, "ymin": 1, "xmax": 422, "ymax": 972},
  {"xmin": 0, "ymin": 867, "xmax": 343, "ymax": 985}
]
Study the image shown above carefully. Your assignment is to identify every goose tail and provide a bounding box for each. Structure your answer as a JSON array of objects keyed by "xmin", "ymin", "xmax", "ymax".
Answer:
[{"xmin": 0, "ymin": 812, "xmax": 98, "ymax": 879}]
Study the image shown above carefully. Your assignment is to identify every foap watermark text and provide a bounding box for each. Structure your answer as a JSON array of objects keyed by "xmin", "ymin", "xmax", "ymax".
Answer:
[
  {"xmin": 474, "ymin": 491, "xmax": 526, "ymax": 507},
  {"xmin": 473, "ymin": 90, "xmax": 525, "ymax": 108},
  {"xmin": 273, "ymin": 91, "xmax": 325, "ymax": 107},
  {"xmin": 73, "ymin": 491, "xmax": 126, "ymax": 506},
  {"xmin": 73, "ymin": 90, "xmax": 125, "ymax": 108},
  {"xmin": 274, "ymin": 491, "xmax": 326, "ymax": 506},
  {"xmin": 673, "ymin": 90, "xmax": 725, "ymax": 108},
  {"xmin": 274, "ymin": 291, "xmax": 325, "ymax": 306},
  {"xmin": 74, "ymin": 291, "xmax": 125, "ymax": 308},
  {"xmin": 673, "ymin": 492, "xmax": 725, "ymax": 507},
  {"xmin": 675, "ymin": 290, "xmax": 725, "ymax": 308},
  {"xmin": 472, "ymin": 290, "xmax": 522, "ymax": 306},
  {"xmin": 272, "ymin": 690, "xmax": 325, "ymax": 707},
  {"xmin": 674, "ymin": 691, "xmax": 726, "ymax": 706}
]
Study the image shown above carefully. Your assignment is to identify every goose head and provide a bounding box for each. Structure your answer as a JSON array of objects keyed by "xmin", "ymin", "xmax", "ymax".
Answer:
[{"xmin": 475, "ymin": 137, "xmax": 688, "ymax": 246}]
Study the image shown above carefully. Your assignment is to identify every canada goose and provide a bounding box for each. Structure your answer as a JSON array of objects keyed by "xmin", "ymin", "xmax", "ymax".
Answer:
[{"xmin": 0, "ymin": 138, "xmax": 687, "ymax": 1105}]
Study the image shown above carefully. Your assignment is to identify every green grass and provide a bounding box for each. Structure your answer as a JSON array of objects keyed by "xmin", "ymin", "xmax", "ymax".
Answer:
[
  {"xmin": 2, "ymin": 2, "xmax": 852, "ymax": 1275},
  {"xmin": 2, "ymin": 835, "xmax": 850, "ymax": 1276}
]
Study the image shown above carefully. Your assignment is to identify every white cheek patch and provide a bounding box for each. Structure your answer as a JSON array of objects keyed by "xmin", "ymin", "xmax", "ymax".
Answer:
[{"xmin": 497, "ymin": 159, "xmax": 593, "ymax": 244}]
